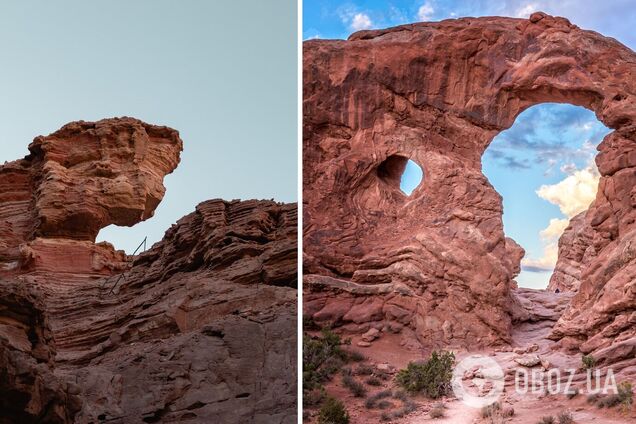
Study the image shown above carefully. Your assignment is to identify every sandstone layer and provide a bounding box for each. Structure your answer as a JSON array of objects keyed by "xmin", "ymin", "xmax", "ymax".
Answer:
[
  {"xmin": 303, "ymin": 12, "xmax": 636, "ymax": 360},
  {"xmin": 0, "ymin": 119, "xmax": 297, "ymax": 423}
]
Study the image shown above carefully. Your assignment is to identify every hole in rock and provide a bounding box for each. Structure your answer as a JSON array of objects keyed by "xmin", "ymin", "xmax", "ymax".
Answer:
[
  {"xmin": 483, "ymin": 103, "xmax": 610, "ymax": 290},
  {"xmin": 377, "ymin": 155, "xmax": 423, "ymax": 196}
]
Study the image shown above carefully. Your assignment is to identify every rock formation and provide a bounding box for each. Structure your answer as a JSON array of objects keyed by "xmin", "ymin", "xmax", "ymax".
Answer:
[
  {"xmin": 547, "ymin": 212, "xmax": 595, "ymax": 293},
  {"xmin": 303, "ymin": 12, "xmax": 636, "ymax": 362},
  {"xmin": 0, "ymin": 118, "xmax": 297, "ymax": 423}
]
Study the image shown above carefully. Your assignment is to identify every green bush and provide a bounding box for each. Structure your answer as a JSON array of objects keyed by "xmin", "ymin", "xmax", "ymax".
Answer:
[
  {"xmin": 318, "ymin": 397, "xmax": 350, "ymax": 424},
  {"xmin": 395, "ymin": 351, "xmax": 455, "ymax": 398},
  {"xmin": 581, "ymin": 354, "xmax": 596, "ymax": 370},
  {"xmin": 303, "ymin": 329, "xmax": 346, "ymax": 392}
]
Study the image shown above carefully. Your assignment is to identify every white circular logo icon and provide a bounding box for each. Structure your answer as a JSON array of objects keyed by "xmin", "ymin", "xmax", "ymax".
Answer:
[{"xmin": 452, "ymin": 354, "xmax": 505, "ymax": 408}]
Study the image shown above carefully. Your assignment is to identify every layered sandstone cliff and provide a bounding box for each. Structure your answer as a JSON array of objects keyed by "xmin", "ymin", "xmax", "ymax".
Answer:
[
  {"xmin": 303, "ymin": 12, "xmax": 636, "ymax": 361},
  {"xmin": 0, "ymin": 118, "xmax": 297, "ymax": 423}
]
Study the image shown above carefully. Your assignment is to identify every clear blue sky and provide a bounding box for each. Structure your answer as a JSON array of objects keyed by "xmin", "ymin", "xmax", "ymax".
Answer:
[
  {"xmin": 0, "ymin": 1, "xmax": 297, "ymax": 253},
  {"xmin": 306, "ymin": 0, "xmax": 632, "ymax": 288}
]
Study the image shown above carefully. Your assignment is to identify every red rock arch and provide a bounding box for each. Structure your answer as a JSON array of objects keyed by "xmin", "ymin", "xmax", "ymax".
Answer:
[{"xmin": 303, "ymin": 12, "xmax": 636, "ymax": 356}]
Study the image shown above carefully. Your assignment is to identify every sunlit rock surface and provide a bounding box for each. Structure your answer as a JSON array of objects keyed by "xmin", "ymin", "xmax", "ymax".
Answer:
[{"xmin": 303, "ymin": 12, "xmax": 636, "ymax": 365}]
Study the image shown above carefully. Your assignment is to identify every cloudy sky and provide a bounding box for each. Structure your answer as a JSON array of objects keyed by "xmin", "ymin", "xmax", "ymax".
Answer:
[
  {"xmin": 0, "ymin": 1, "xmax": 297, "ymax": 253},
  {"xmin": 304, "ymin": 0, "xmax": 632, "ymax": 288}
]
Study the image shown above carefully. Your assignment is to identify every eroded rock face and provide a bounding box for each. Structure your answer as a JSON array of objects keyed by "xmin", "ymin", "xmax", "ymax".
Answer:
[
  {"xmin": 0, "ymin": 117, "xmax": 182, "ymax": 273},
  {"xmin": 547, "ymin": 212, "xmax": 595, "ymax": 292},
  {"xmin": 303, "ymin": 12, "xmax": 636, "ymax": 355},
  {"xmin": 0, "ymin": 119, "xmax": 297, "ymax": 423},
  {"xmin": 0, "ymin": 280, "xmax": 82, "ymax": 424}
]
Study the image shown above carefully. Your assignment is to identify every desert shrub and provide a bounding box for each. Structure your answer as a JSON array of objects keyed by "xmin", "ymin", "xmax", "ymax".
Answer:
[
  {"xmin": 481, "ymin": 402, "xmax": 501, "ymax": 418},
  {"xmin": 304, "ymin": 387, "xmax": 326, "ymax": 407},
  {"xmin": 393, "ymin": 390, "xmax": 408, "ymax": 402},
  {"xmin": 597, "ymin": 394, "xmax": 621, "ymax": 408},
  {"xmin": 537, "ymin": 416, "xmax": 555, "ymax": 424},
  {"xmin": 395, "ymin": 351, "xmax": 455, "ymax": 398},
  {"xmin": 303, "ymin": 314, "xmax": 321, "ymax": 331},
  {"xmin": 342, "ymin": 374, "xmax": 366, "ymax": 397},
  {"xmin": 430, "ymin": 404, "xmax": 445, "ymax": 418},
  {"xmin": 318, "ymin": 397, "xmax": 350, "ymax": 424},
  {"xmin": 587, "ymin": 392, "xmax": 601, "ymax": 404},
  {"xmin": 377, "ymin": 400, "xmax": 392, "ymax": 410},
  {"xmin": 557, "ymin": 411, "xmax": 574, "ymax": 424},
  {"xmin": 380, "ymin": 401, "xmax": 418, "ymax": 421},
  {"xmin": 347, "ymin": 349, "xmax": 365, "ymax": 362},
  {"xmin": 581, "ymin": 354, "xmax": 596, "ymax": 370},
  {"xmin": 366, "ymin": 376, "xmax": 382, "ymax": 386},
  {"xmin": 592, "ymin": 382, "xmax": 631, "ymax": 410},
  {"xmin": 303, "ymin": 329, "xmax": 346, "ymax": 392},
  {"xmin": 356, "ymin": 364, "xmax": 374, "ymax": 376},
  {"xmin": 618, "ymin": 381, "xmax": 633, "ymax": 410},
  {"xmin": 365, "ymin": 390, "xmax": 393, "ymax": 409}
]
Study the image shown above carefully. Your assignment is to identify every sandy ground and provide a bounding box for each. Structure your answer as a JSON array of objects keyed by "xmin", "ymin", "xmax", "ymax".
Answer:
[{"xmin": 305, "ymin": 304, "xmax": 636, "ymax": 424}]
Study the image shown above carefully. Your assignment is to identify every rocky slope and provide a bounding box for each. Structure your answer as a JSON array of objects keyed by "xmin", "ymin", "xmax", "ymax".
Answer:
[
  {"xmin": 303, "ymin": 12, "xmax": 636, "ymax": 362},
  {"xmin": 0, "ymin": 118, "xmax": 297, "ymax": 423}
]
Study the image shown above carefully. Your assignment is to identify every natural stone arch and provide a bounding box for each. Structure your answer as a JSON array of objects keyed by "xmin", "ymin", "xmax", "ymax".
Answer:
[{"xmin": 303, "ymin": 12, "xmax": 636, "ymax": 356}]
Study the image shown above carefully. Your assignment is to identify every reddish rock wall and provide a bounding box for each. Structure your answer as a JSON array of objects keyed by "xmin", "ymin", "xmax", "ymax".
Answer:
[
  {"xmin": 303, "ymin": 12, "xmax": 636, "ymax": 356},
  {"xmin": 0, "ymin": 119, "xmax": 297, "ymax": 423}
]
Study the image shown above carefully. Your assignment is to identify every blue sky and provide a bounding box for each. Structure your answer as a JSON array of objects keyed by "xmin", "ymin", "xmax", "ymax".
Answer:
[
  {"xmin": 0, "ymin": 1, "xmax": 297, "ymax": 253},
  {"xmin": 306, "ymin": 0, "xmax": 632, "ymax": 288}
]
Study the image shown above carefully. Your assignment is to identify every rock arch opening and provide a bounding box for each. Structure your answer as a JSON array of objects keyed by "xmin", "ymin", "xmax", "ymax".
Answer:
[
  {"xmin": 377, "ymin": 155, "xmax": 423, "ymax": 196},
  {"xmin": 484, "ymin": 103, "xmax": 611, "ymax": 290}
]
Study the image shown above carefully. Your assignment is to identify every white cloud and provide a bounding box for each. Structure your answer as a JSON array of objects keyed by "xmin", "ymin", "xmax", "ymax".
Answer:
[
  {"xmin": 559, "ymin": 162, "xmax": 577, "ymax": 175},
  {"xmin": 540, "ymin": 218, "xmax": 570, "ymax": 240},
  {"xmin": 417, "ymin": 2, "xmax": 435, "ymax": 21},
  {"xmin": 514, "ymin": 2, "xmax": 541, "ymax": 18},
  {"xmin": 523, "ymin": 163, "xmax": 599, "ymax": 273},
  {"xmin": 522, "ymin": 241, "xmax": 559, "ymax": 271},
  {"xmin": 351, "ymin": 13, "xmax": 373, "ymax": 31},
  {"xmin": 536, "ymin": 165, "xmax": 599, "ymax": 218}
]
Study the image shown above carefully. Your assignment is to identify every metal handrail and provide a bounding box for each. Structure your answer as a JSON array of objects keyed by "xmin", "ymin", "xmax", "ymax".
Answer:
[{"xmin": 105, "ymin": 236, "xmax": 148, "ymax": 295}]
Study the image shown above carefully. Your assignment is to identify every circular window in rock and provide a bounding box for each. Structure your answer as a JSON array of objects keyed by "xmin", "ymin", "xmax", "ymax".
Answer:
[{"xmin": 377, "ymin": 155, "xmax": 423, "ymax": 196}]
